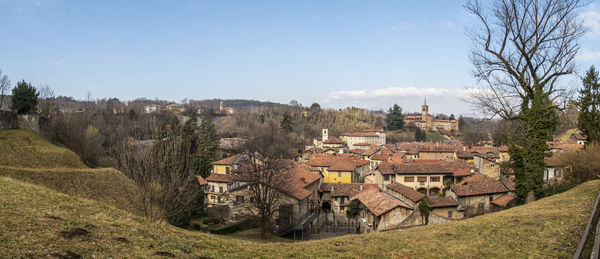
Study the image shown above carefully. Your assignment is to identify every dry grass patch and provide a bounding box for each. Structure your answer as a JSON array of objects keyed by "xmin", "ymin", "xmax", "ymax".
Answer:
[
  {"xmin": 0, "ymin": 129, "xmax": 86, "ymax": 169},
  {"xmin": 1, "ymin": 177, "xmax": 598, "ymax": 258}
]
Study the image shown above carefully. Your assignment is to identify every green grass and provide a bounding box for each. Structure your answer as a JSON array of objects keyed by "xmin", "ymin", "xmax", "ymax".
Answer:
[
  {"xmin": 1, "ymin": 176, "xmax": 598, "ymax": 258},
  {"xmin": 0, "ymin": 129, "xmax": 87, "ymax": 169},
  {"xmin": 229, "ymin": 228, "xmax": 291, "ymax": 243}
]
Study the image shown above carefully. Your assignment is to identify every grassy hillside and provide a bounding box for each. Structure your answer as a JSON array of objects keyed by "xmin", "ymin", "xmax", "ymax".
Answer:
[
  {"xmin": 0, "ymin": 129, "xmax": 136, "ymax": 214},
  {"xmin": 1, "ymin": 176, "xmax": 597, "ymax": 258},
  {"xmin": 0, "ymin": 129, "xmax": 86, "ymax": 169}
]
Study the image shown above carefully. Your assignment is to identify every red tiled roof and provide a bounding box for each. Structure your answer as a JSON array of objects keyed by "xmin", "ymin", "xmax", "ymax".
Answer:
[
  {"xmin": 491, "ymin": 194, "xmax": 516, "ymax": 207},
  {"xmin": 197, "ymin": 175, "xmax": 207, "ymax": 185},
  {"xmin": 351, "ymin": 190, "xmax": 411, "ymax": 216},
  {"xmin": 320, "ymin": 183, "xmax": 379, "ymax": 197},
  {"xmin": 322, "ymin": 136, "xmax": 345, "ymax": 144},
  {"xmin": 451, "ymin": 174, "xmax": 510, "ymax": 197},
  {"xmin": 371, "ymin": 154, "xmax": 390, "ymax": 161},
  {"xmin": 212, "ymin": 154, "xmax": 241, "ymax": 165},
  {"xmin": 278, "ymin": 163, "xmax": 322, "ymax": 200},
  {"xmin": 328, "ymin": 159, "xmax": 357, "ymax": 171},
  {"xmin": 545, "ymin": 156, "xmax": 563, "ymax": 167},
  {"xmin": 571, "ymin": 132, "xmax": 587, "ymax": 140},
  {"xmin": 341, "ymin": 132, "xmax": 380, "ymax": 137},
  {"xmin": 205, "ymin": 173, "xmax": 234, "ymax": 183},
  {"xmin": 386, "ymin": 182, "xmax": 424, "ymax": 202},
  {"xmin": 500, "ymin": 177, "xmax": 515, "ymax": 191},
  {"xmin": 428, "ymin": 196, "xmax": 458, "ymax": 208},
  {"xmin": 360, "ymin": 129, "xmax": 384, "ymax": 133},
  {"xmin": 354, "ymin": 142, "xmax": 372, "ymax": 146}
]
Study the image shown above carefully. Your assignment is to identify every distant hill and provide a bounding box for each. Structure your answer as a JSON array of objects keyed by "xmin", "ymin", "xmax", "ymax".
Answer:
[
  {"xmin": 190, "ymin": 98, "xmax": 287, "ymax": 111},
  {"xmin": 0, "ymin": 172, "xmax": 597, "ymax": 257}
]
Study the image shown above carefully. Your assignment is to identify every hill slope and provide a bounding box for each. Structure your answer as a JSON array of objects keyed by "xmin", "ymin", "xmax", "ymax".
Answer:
[
  {"xmin": 1, "ymin": 176, "xmax": 597, "ymax": 258},
  {"xmin": 0, "ymin": 129, "xmax": 86, "ymax": 169},
  {"xmin": 0, "ymin": 129, "xmax": 136, "ymax": 214}
]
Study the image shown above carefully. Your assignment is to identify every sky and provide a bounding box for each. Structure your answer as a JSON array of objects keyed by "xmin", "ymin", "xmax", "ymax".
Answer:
[{"xmin": 1, "ymin": 1, "xmax": 599, "ymax": 116}]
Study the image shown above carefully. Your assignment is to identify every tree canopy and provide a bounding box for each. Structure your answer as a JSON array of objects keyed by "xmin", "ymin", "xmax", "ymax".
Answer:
[
  {"xmin": 10, "ymin": 80, "xmax": 38, "ymax": 114},
  {"xmin": 385, "ymin": 104, "xmax": 405, "ymax": 130},
  {"xmin": 578, "ymin": 66, "xmax": 600, "ymax": 145}
]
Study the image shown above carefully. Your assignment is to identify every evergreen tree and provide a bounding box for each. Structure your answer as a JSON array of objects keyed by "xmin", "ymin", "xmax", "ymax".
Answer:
[
  {"xmin": 578, "ymin": 66, "xmax": 600, "ymax": 145},
  {"xmin": 415, "ymin": 127, "xmax": 426, "ymax": 141},
  {"xmin": 310, "ymin": 102, "xmax": 321, "ymax": 111},
  {"xmin": 10, "ymin": 80, "xmax": 38, "ymax": 114},
  {"xmin": 197, "ymin": 111, "xmax": 220, "ymax": 178},
  {"xmin": 385, "ymin": 104, "xmax": 405, "ymax": 130},
  {"xmin": 449, "ymin": 114, "xmax": 455, "ymax": 120},
  {"xmin": 280, "ymin": 111, "xmax": 293, "ymax": 133},
  {"xmin": 458, "ymin": 115, "xmax": 465, "ymax": 131},
  {"xmin": 418, "ymin": 197, "xmax": 432, "ymax": 225}
]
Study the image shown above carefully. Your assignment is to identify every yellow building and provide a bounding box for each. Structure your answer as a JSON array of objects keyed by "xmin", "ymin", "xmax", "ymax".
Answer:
[{"xmin": 212, "ymin": 154, "xmax": 243, "ymax": 174}]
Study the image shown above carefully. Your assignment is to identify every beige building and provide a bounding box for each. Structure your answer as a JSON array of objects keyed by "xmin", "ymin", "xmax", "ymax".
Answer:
[
  {"xmin": 340, "ymin": 129, "xmax": 386, "ymax": 149},
  {"xmin": 352, "ymin": 189, "xmax": 413, "ymax": 232},
  {"xmin": 404, "ymin": 99, "xmax": 459, "ymax": 132},
  {"xmin": 447, "ymin": 174, "xmax": 515, "ymax": 217}
]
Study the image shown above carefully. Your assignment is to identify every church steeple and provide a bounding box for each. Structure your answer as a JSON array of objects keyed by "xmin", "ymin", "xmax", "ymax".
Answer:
[
  {"xmin": 421, "ymin": 98, "xmax": 429, "ymax": 122},
  {"xmin": 423, "ymin": 98, "xmax": 428, "ymax": 107}
]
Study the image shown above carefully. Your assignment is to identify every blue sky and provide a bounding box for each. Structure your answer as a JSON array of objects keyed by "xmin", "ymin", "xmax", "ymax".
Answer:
[{"xmin": 1, "ymin": 0, "xmax": 599, "ymax": 116}]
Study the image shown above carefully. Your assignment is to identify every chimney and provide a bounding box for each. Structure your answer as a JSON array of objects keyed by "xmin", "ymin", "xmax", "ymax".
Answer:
[{"xmin": 360, "ymin": 185, "xmax": 363, "ymax": 191}]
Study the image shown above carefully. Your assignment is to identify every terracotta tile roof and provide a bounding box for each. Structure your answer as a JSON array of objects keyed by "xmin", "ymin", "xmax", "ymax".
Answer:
[
  {"xmin": 341, "ymin": 132, "xmax": 380, "ymax": 137},
  {"xmin": 371, "ymin": 154, "xmax": 390, "ymax": 161},
  {"xmin": 322, "ymin": 136, "xmax": 345, "ymax": 144},
  {"xmin": 328, "ymin": 159, "xmax": 357, "ymax": 171},
  {"xmin": 320, "ymin": 183, "xmax": 379, "ymax": 197},
  {"xmin": 571, "ymin": 132, "xmax": 587, "ymax": 140},
  {"xmin": 378, "ymin": 160, "xmax": 475, "ymax": 177},
  {"xmin": 354, "ymin": 142, "xmax": 372, "ymax": 146},
  {"xmin": 212, "ymin": 154, "xmax": 241, "ymax": 165},
  {"xmin": 386, "ymin": 182, "xmax": 424, "ymax": 202},
  {"xmin": 500, "ymin": 177, "xmax": 515, "ymax": 191},
  {"xmin": 196, "ymin": 175, "xmax": 207, "ymax": 185},
  {"xmin": 205, "ymin": 173, "xmax": 234, "ymax": 183},
  {"xmin": 456, "ymin": 150, "xmax": 474, "ymax": 159},
  {"xmin": 349, "ymin": 148, "xmax": 380, "ymax": 156},
  {"xmin": 428, "ymin": 196, "xmax": 458, "ymax": 208},
  {"xmin": 544, "ymin": 156, "xmax": 563, "ymax": 167},
  {"xmin": 496, "ymin": 146, "xmax": 509, "ymax": 152},
  {"xmin": 278, "ymin": 162, "xmax": 322, "ymax": 200},
  {"xmin": 451, "ymin": 174, "xmax": 510, "ymax": 197},
  {"xmin": 351, "ymin": 190, "xmax": 411, "ymax": 216},
  {"xmin": 491, "ymin": 194, "xmax": 516, "ymax": 207}
]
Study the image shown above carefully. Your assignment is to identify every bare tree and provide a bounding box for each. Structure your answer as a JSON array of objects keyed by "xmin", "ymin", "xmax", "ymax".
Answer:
[
  {"xmin": 37, "ymin": 85, "xmax": 58, "ymax": 119},
  {"xmin": 231, "ymin": 152, "xmax": 290, "ymax": 238},
  {"xmin": 0, "ymin": 70, "xmax": 11, "ymax": 111},
  {"xmin": 113, "ymin": 136, "xmax": 202, "ymax": 224},
  {"xmin": 465, "ymin": 0, "xmax": 588, "ymax": 201},
  {"xmin": 466, "ymin": 0, "xmax": 587, "ymax": 119}
]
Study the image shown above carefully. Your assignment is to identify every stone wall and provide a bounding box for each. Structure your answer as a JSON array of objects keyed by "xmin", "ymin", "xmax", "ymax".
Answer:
[{"xmin": 0, "ymin": 111, "xmax": 40, "ymax": 133}]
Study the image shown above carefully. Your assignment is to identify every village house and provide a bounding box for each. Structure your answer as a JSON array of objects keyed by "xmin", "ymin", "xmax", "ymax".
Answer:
[
  {"xmin": 352, "ymin": 189, "xmax": 413, "ymax": 232},
  {"xmin": 473, "ymin": 153, "xmax": 501, "ymax": 179},
  {"xmin": 384, "ymin": 181, "xmax": 425, "ymax": 207},
  {"xmin": 205, "ymin": 173, "xmax": 235, "ymax": 207},
  {"xmin": 417, "ymin": 144, "xmax": 457, "ymax": 160},
  {"xmin": 226, "ymin": 161, "xmax": 322, "ymax": 232},
  {"xmin": 544, "ymin": 156, "xmax": 565, "ymax": 182},
  {"xmin": 143, "ymin": 105, "xmax": 159, "ymax": 113},
  {"xmin": 306, "ymin": 154, "xmax": 370, "ymax": 183},
  {"xmin": 404, "ymin": 99, "xmax": 459, "ymax": 132},
  {"xmin": 428, "ymin": 196, "xmax": 463, "ymax": 220},
  {"xmin": 340, "ymin": 129, "xmax": 386, "ymax": 149},
  {"xmin": 374, "ymin": 160, "xmax": 473, "ymax": 196},
  {"xmin": 570, "ymin": 132, "xmax": 587, "ymax": 145},
  {"xmin": 447, "ymin": 174, "xmax": 515, "ymax": 217},
  {"xmin": 319, "ymin": 183, "xmax": 379, "ymax": 216}
]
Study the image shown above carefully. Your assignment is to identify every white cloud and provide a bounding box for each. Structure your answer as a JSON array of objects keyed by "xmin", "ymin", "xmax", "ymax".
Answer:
[
  {"xmin": 323, "ymin": 87, "xmax": 469, "ymax": 103},
  {"xmin": 579, "ymin": 4, "xmax": 600, "ymax": 38},
  {"xmin": 391, "ymin": 22, "xmax": 413, "ymax": 30},
  {"xmin": 577, "ymin": 49, "xmax": 600, "ymax": 61}
]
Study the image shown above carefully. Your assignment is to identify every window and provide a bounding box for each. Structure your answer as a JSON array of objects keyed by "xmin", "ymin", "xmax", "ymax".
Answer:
[
  {"xmin": 340, "ymin": 196, "xmax": 345, "ymax": 204},
  {"xmin": 448, "ymin": 210, "xmax": 453, "ymax": 218},
  {"xmin": 430, "ymin": 176, "xmax": 440, "ymax": 182},
  {"xmin": 404, "ymin": 176, "xmax": 414, "ymax": 182},
  {"xmin": 211, "ymin": 185, "xmax": 215, "ymax": 192},
  {"xmin": 338, "ymin": 172, "xmax": 342, "ymax": 177},
  {"xmin": 211, "ymin": 195, "xmax": 215, "ymax": 200},
  {"xmin": 489, "ymin": 196, "xmax": 493, "ymax": 203},
  {"xmin": 236, "ymin": 195, "xmax": 244, "ymax": 204},
  {"xmin": 219, "ymin": 186, "xmax": 224, "ymax": 193},
  {"xmin": 478, "ymin": 203, "xmax": 484, "ymax": 211},
  {"xmin": 226, "ymin": 167, "xmax": 230, "ymax": 174},
  {"xmin": 384, "ymin": 175, "xmax": 390, "ymax": 182},
  {"xmin": 417, "ymin": 176, "xmax": 427, "ymax": 182},
  {"xmin": 458, "ymin": 198, "xmax": 465, "ymax": 207}
]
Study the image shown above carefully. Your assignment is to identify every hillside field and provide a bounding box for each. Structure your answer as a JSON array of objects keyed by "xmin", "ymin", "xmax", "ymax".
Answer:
[{"xmin": 0, "ymin": 176, "xmax": 597, "ymax": 258}]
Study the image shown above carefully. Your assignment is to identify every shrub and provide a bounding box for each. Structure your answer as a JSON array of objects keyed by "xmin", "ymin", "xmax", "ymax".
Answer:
[
  {"xmin": 10, "ymin": 80, "xmax": 38, "ymax": 115},
  {"xmin": 558, "ymin": 142, "xmax": 600, "ymax": 184}
]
